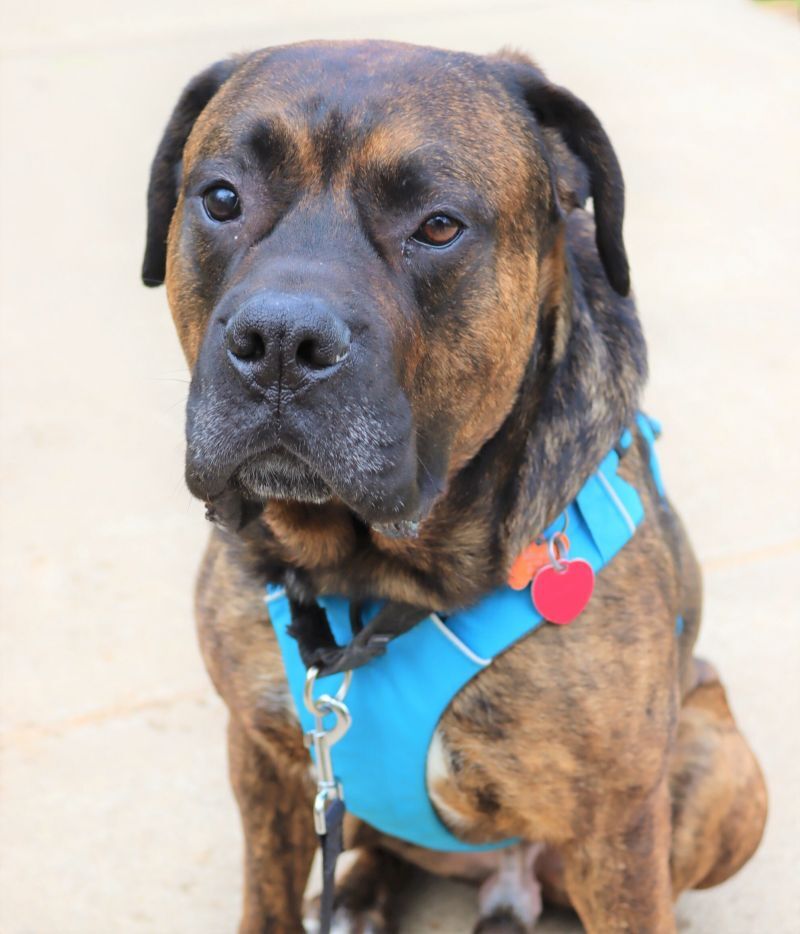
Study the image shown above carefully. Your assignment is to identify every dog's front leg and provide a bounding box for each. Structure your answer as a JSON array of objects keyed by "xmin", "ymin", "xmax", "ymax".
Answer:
[
  {"xmin": 228, "ymin": 714, "xmax": 316, "ymax": 934},
  {"xmin": 196, "ymin": 532, "xmax": 318, "ymax": 931},
  {"xmin": 559, "ymin": 777, "xmax": 675, "ymax": 934}
]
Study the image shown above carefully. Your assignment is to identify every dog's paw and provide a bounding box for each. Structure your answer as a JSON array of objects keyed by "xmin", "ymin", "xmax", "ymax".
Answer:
[
  {"xmin": 304, "ymin": 900, "xmax": 391, "ymax": 934},
  {"xmin": 473, "ymin": 908, "xmax": 533, "ymax": 933},
  {"xmin": 475, "ymin": 843, "xmax": 543, "ymax": 934}
]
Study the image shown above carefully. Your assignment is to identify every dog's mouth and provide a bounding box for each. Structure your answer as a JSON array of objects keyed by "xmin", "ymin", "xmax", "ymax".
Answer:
[
  {"xmin": 194, "ymin": 442, "xmax": 439, "ymax": 539},
  {"xmin": 183, "ymin": 361, "xmax": 447, "ymax": 535},
  {"xmin": 235, "ymin": 448, "xmax": 333, "ymax": 504}
]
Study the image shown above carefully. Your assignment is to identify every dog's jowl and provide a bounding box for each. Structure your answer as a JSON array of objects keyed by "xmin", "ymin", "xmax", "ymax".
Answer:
[{"xmin": 143, "ymin": 41, "xmax": 766, "ymax": 934}]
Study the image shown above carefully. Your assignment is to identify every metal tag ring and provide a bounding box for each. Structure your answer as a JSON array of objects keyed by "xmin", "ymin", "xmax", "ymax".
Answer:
[{"xmin": 548, "ymin": 532, "xmax": 569, "ymax": 572}]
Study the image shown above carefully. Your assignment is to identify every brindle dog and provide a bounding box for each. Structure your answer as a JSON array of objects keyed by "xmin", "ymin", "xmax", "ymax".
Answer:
[{"xmin": 142, "ymin": 41, "xmax": 767, "ymax": 933}]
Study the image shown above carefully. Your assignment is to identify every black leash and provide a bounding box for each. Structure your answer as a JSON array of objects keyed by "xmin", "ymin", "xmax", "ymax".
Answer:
[
  {"xmin": 290, "ymin": 592, "xmax": 432, "ymax": 931},
  {"xmin": 302, "ymin": 667, "xmax": 353, "ymax": 934},
  {"xmin": 318, "ymin": 797, "xmax": 345, "ymax": 933}
]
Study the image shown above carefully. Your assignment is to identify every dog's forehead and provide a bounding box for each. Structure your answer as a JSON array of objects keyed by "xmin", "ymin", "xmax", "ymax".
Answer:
[
  {"xmin": 188, "ymin": 41, "xmax": 534, "ymax": 188},
  {"xmin": 226, "ymin": 41, "xmax": 510, "ymax": 122}
]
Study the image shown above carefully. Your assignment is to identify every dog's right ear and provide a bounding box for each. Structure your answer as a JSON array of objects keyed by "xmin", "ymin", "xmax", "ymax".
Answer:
[
  {"xmin": 490, "ymin": 51, "xmax": 630, "ymax": 297},
  {"xmin": 142, "ymin": 59, "xmax": 241, "ymax": 287}
]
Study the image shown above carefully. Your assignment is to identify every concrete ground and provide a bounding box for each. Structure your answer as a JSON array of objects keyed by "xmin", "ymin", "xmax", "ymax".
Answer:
[{"xmin": 1, "ymin": 0, "xmax": 798, "ymax": 931}]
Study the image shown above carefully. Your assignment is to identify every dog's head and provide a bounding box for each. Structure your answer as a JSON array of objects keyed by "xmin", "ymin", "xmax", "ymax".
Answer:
[{"xmin": 143, "ymin": 41, "xmax": 628, "ymax": 534}]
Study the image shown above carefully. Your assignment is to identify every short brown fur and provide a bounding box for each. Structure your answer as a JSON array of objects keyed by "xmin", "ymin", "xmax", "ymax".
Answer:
[{"xmin": 144, "ymin": 40, "xmax": 767, "ymax": 933}]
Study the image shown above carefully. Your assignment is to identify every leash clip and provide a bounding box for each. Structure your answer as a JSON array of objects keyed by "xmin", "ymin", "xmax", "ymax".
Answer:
[{"xmin": 303, "ymin": 666, "xmax": 352, "ymax": 834}]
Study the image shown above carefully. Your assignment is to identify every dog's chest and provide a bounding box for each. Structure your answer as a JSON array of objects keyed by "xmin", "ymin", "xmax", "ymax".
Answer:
[
  {"xmin": 422, "ymin": 648, "xmax": 567, "ymax": 845},
  {"xmin": 266, "ymin": 418, "xmax": 669, "ymax": 851}
]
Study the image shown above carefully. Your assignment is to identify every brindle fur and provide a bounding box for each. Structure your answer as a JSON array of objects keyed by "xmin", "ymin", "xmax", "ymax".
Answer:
[{"xmin": 143, "ymin": 40, "xmax": 767, "ymax": 933}]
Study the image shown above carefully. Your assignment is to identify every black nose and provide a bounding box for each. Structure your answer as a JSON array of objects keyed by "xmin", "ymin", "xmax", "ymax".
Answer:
[{"xmin": 225, "ymin": 292, "xmax": 351, "ymax": 390}]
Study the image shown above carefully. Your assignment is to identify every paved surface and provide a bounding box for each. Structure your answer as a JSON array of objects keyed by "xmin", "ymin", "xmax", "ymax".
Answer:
[{"xmin": 1, "ymin": 1, "xmax": 798, "ymax": 931}]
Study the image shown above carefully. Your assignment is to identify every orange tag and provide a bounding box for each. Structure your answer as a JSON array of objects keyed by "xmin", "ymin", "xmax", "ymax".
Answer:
[{"xmin": 508, "ymin": 540, "xmax": 549, "ymax": 590}]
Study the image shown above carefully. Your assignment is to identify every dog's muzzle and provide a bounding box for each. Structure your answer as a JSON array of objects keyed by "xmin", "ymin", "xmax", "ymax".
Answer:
[{"xmin": 183, "ymin": 284, "xmax": 437, "ymax": 528}]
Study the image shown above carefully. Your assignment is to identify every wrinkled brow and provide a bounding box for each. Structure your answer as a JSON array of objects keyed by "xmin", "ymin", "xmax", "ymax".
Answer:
[
  {"xmin": 240, "ymin": 118, "xmax": 302, "ymax": 175},
  {"xmin": 354, "ymin": 148, "xmax": 494, "ymax": 219}
]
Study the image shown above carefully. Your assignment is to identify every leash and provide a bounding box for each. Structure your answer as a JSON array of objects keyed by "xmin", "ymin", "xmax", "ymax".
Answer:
[
  {"xmin": 286, "ymin": 588, "xmax": 425, "ymax": 926},
  {"xmin": 303, "ymin": 666, "xmax": 352, "ymax": 934}
]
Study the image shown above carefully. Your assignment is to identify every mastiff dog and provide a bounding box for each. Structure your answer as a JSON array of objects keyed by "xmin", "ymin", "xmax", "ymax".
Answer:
[{"xmin": 142, "ymin": 40, "xmax": 767, "ymax": 933}]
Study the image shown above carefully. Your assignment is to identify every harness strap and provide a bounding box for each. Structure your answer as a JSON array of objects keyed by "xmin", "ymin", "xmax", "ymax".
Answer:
[{"xmin": 291, "ymin": 602, "xmax": 430, "ymax": 677}]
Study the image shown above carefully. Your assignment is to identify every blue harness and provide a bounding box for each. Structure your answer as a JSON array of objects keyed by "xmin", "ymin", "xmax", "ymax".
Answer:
[{"xmin": 266, "ymin": 414, "xmax": 665, "ymax": 852}]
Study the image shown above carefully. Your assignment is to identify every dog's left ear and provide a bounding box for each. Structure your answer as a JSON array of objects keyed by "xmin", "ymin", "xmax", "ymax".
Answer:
[
  {"xmin": 142, "ymin": 58, "xmax": 241, "ymax": 287},
  {"xmin": 495, "ymin": 56, "xmax": 630, "ymax": 296}
]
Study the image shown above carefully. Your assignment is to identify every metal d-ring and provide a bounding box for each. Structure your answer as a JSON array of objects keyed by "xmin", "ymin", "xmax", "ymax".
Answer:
[
  {"xmin": 303, "ymin": 666, "xmax": 353, "ymax": 716},
  {"xmin": 303, "ymin": 666, "xmax": 353, "ymax": 783}
]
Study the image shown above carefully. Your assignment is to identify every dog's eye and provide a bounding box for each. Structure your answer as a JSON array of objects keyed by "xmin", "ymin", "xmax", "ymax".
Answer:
[
  {"xmin": 411, "ymin": 214, "xmax": 463, "ymax": 247},
  {"xmin": 203, "ymin": 185, "xmax": 241, "ymax": 222}
]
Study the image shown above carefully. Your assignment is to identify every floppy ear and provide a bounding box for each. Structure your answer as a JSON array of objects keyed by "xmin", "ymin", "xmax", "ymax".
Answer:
[
  {"xmin": 496, "ymin": 56, "xmax": 630, "ymax": 296},
  {"xmin": 142, "ymin": 58, "xmax": 241, "ymax": 287},
  {"xmin": 525, "ymin": 79, "xmax": 629, "ymax": 295}
]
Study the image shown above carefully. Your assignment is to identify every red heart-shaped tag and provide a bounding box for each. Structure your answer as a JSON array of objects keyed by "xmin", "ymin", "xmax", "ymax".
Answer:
[{"xmin": 531, "ymin": 559, "xmax": 595, "ymax": 625}]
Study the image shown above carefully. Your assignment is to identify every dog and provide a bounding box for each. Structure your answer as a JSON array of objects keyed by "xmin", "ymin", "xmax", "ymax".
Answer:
[{"xmin": 142, "ymin": 40, "xmax": 767, "ymax": 933}]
